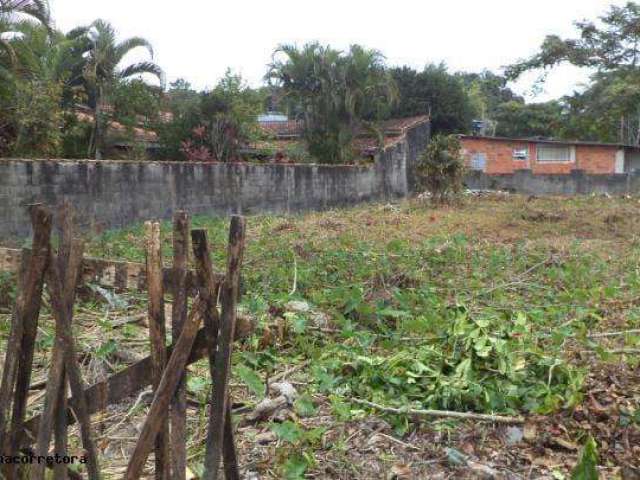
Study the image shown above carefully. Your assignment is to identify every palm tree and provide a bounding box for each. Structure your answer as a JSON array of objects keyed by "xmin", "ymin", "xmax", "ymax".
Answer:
[
  {"xmin": 268, "ymin": 43, "xmax": 396, "ymax": 163},
  {"xmin": 80, "ymin": 19, "xmax": 163, "ymax": 159},
  {"xmin": 0, "ymin": 1, "xmax": 53, "ymax": 154},
  {"xmin": 0, "ymin": 0, "xmax": 51, "ymax": 27},
  {"xmin": 0, "ymin": 0, "xmax": 52, "ymax": 86}
]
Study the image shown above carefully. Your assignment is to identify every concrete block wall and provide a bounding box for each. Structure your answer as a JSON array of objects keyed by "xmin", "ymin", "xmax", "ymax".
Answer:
[
  {"xmin": 465, "ymin": 169, "xmax": 640, "ymax": 195},
  {"xmin": 0, "ymin": 121, "xmax": 430, "ymax": 241}
]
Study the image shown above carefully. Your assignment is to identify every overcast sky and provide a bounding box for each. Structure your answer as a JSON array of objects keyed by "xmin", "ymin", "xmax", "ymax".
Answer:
[{"xmin": 51, "ymin": 0, "xmax": 623, "ymax": 102}]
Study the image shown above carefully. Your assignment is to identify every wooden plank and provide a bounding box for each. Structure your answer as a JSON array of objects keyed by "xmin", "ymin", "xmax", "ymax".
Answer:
[
  {"xmin": 21, "ymin": 317, "xmax": 256, "ymax": 445},
  {"xmin": 203, "ymin": 216, "xmax": 246, "ymax": 480},
  {"xmin": 192, "ymin": 229, "xmax": 240, "ymax": 480},
  {"xmin": 145, "ymin": 222, "xmax": 170, "ymax": 480},
  {"xmin": 0, "ymin": 205, "xmax": 52, "ymax": 480},
  {"xmin": 45, "ymin": 240, "xmax": 101, "ymax": 480},
  {"xmin": 125, "ymin": 296, "xmax": 204, "ymax": 480},
  {"xmin": 0, "ymin": 247, "xmax": 223, "ymax": 294},
  {"xmin": 171, "ymin": 211, "xmax": 190, "ymax": 480}
]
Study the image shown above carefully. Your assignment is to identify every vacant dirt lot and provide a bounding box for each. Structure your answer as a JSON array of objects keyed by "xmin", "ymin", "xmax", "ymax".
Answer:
[{"xmin": 1, "ymin": 194, "xmax": 639, "ymax": 479}]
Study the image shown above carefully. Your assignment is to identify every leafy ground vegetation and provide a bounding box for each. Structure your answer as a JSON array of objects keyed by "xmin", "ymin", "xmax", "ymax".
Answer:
[{"xmin": 1, "ymin": 194, "xmax": 640, "ymax": 479}]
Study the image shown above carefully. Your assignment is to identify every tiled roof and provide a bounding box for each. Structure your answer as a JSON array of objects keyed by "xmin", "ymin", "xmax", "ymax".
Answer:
[{"xmin": 75, "ymin": 110, "xmax": 159, "ymax": 145}]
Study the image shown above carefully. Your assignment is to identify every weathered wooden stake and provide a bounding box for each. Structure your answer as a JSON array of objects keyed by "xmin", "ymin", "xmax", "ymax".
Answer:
[
  {"xmin": 46, "ymin": 240, "xmax": 102, "ymax": 480},
  {"xmin": 172, "ymin": 211, "xmax": 190, "ymax": 480},
  {"xmin": 203, "ymin": 216, "xmax": 246, "ymax": 480},
  {"xmin": 192, "ymin": 230, "xmax": 240, "ymax": 480},
  {"xmin": 31, "ymin": 237, "xmax": 84, "ymax": 479},
  {"xmin": 0, "ymin": 205, "xmax": 51, "ymax": 480},
  {"xmin": 54, "ymin": 202, "xmax": 75, "ymax": 480},
  {"xmin": 145, "ymin": 221, "xmax": 171, "ymax": 480}
]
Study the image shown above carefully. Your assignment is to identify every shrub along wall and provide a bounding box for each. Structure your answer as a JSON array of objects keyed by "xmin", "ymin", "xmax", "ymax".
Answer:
[{"xmin": 0, "ymin": 121, "xmax": 431, "ymax": 240}]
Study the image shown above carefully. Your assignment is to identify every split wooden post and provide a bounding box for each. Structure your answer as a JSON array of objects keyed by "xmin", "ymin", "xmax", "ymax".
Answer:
[
  {"xmin": 0, "ymin": 205, "xmax": 51, "ymax": 479},
  {"xmin": 203, "ymin": 216, "xmax": 246, "ymax": 480},
  {"xmin": 191, "ymin": 230, "xmax": 239, "ymax": 480},
  {"xmin": 31, "ymin": 237, "xmax": 84, "ymax": 480},
  {"xmin": 125, "ymin": 296, "xmax": 205, "ymax": 480},
  {"xmin": 145, "ymin": 222, "xmax": 171, "ymax": 480},
  {"xmin": 172, "ymin": 211, "xmax": 190, "ymax": 480},
  {"xmin": 46, "ymin": 240, "xmax": 102, "ymax": 480}
]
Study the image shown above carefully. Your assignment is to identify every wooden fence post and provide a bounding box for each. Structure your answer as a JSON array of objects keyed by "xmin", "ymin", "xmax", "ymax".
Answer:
[
  {"xmin": 203, "ymin": 216, "xmax": 246, "ymax": 480},
  {"xmin": 0, "ymin": 205, "xmax": 51, "ymax": 480},
  {"xmin": 145, "ymin": 221, "xmax": 171, "ymax": 480},
  {"xmin": 172, "ymin": 211, "xmax": 190, "ymax": 480},
  {"xmin": 31, "ymin": 237, "xmax": 84, "ymax": 479},
  {"xmin": 192, "ymin": 229, "xmax": 240, "ymax": 480},
  {"xmin": 46, "ymin": 240, "xmax": 102, "ymax": 480}
]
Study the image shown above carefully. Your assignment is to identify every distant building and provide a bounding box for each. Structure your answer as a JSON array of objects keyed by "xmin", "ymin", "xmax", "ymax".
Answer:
[{"xmin": 459, "ymin": 135, "xmax": 640, "ymax": 175}]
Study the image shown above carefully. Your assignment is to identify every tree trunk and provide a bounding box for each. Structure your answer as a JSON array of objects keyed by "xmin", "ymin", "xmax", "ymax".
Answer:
[{"xmin": 94, "ymin": 86, "xmax": 103, "ymax": 160}]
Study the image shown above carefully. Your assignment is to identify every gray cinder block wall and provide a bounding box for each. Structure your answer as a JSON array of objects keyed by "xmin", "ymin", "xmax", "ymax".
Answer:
[
  {"xmin": 0, "ymin": 121, "xmax": 430, "ymax": 241},
  {"xmin": 464, "ymin": 169, "xmax": 640, "ymax": 195}
]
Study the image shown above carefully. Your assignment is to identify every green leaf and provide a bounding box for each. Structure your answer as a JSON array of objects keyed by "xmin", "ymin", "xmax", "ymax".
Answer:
[
  {"xmin": 270, "ymin": 421, "xmax": 305, "ymax": 444},
  {"xmin": 187, "ymin": 376, "xmax": 209, "ymax": 396},
  {"xmin": 236, "ymin": 365, "xmax": 265, "ymax": 399},
  {"xmin": 571, "ymin": 436, "xmax": 599, "ymax": 480},
  {"xmin": 96, "ymin": 339, "xmax": 118, "ymax": 359},
  {"xmin": 283, "ymin": 453, "xmax": 309, "ymax": 480},
  {"xmin": 294, "ymin": 394, "xmax": 318, "ymax": 417}
]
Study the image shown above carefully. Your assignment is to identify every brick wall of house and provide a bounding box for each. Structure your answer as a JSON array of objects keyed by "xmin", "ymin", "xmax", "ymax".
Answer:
[
  {"xmin": 460, "ymin": 137, "xmax": 618, "ymax": 175},
  {"xmin": 575, "ymin": 145, "xmax": 619, "ymax": 174}
]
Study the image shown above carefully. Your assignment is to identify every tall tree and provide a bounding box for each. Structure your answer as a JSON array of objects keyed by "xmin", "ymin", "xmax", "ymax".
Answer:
[
  {"xmin": 390, "ymin": 64, "xmax": 473, "ymax": 135},
  {"xmin": 268, "ymin": 42, "xmax": 397, "ymax": 163},
  {"xmin": 78, "ymin": 19, "xmax": 163, "ymax": 159},
  {"xmin": 506, "ymin": 1, "xmax": 640, "ymax": 144}
]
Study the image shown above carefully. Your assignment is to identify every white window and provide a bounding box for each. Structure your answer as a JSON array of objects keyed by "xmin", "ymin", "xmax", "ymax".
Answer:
[
  {"xmin": 470, "ymin": 153, "xmax": 487, "ymax": 171},
  {"xmin": 512, "ymin": 148, "xmax": 528, "ymax": 160},
  {"xmin": 537, "ymin": 145, "xmax": 575, "ymax": 163}
]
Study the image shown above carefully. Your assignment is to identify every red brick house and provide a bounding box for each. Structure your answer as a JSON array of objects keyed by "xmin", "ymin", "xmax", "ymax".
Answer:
[{"xmin": 459, "ymin": 135, "xmax": 640, "ymax": 175}]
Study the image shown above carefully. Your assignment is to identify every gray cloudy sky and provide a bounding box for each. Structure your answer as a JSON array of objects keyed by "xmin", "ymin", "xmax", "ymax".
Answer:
[{"xmin": 51, "ymin": 0, "xmax": 622, "ymax": 102}]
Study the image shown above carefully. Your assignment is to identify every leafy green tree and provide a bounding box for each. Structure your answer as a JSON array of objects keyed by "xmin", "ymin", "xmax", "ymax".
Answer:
[
  {"xmin": 390, "ymin": 64, "xmax": 473, "ymax": 134},
  {"xmin": 416, "ymin": 134, "xmax": 465, "ymax": 204},
  {"xmin": 1, "ymin": 0, "xmax": 54, "ymax": 154},
  {"xmin": 199, "ymin": 70, "xmax": 263, "ymax": 161},
  {"xmin": 0, "ymin": 20, "xmax": 87, "ymax": 156},
  {"xmin": 268, "ymin": 42, "xmax": 397, "ymax": 163},
  {"xmin": 507, "ymin": 2, "xmax": 640, "ymax": 144},
  {"xmin": 492, "ymin": 100, "xmax": 565, "ymax": 138},
  {"xmin": 11, "ymin": 79, "xmax": 63, "ymax": 156},
  {"xmin": 155, "ymin": 78, "xmax": 201, "ymax": 159},
  {"xmin": 77, "ymin": 19, "xmax": 163, "ymax": 159},
  {"xmin": 161, "ymin": 72, "xmax": 263, "ymax": 162}
]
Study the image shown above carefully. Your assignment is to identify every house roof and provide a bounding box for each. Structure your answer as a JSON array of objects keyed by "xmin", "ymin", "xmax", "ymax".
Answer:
[
  {"xmin": 459, "ymin": 134, "xmax": 636, "ymax": 149},
  {"xmin": 75, "ymin": 109, "xmax": 159, "ymax": 146}
]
